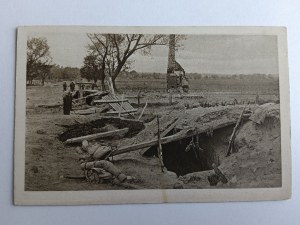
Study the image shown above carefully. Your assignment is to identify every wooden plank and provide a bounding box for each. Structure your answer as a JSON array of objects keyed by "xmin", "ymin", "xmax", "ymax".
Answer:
[
  {"xmin": 112, "ymin": 119, "xmax": 237, "ymax": 156},
  {"xmin": 115, "ymin": 96, "xmax": 135, "ymax": 110},
  {"xmin": 94, "ymin": 99, "xmax": 129, "ymax": 103},
  {"xmin": 73, "ymin": 91, "xmax": 107, "ymax": 101},
  {"xmin": 106, "ymin": 109, "xmax": 137, "ymax": 114},
  {"xmin": 102, "ymin": 95, "xmax": 122, "ymax": 112},
  {"xmin": 125, "ymin": 95, "xmax": 145, "ymax": 99},
  {"xmin": 112, "ymin": 129, "xmax": 188, "ymax": 156},
  {"xmin": 140, "ymin": 116, "xmax": 182, "ymax": 155},
  {"xmin": 138, "ymin": 101, "xmax": 148, "ymax": 120},
  {"xmin": 65, "ymin": 128, "xmax": 129, "ymax": 144}
]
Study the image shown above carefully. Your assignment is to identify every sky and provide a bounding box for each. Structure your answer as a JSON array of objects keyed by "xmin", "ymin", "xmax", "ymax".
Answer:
[{"xmin": 28, "ymin": 31, "xmax": 279, "ymax": 74}]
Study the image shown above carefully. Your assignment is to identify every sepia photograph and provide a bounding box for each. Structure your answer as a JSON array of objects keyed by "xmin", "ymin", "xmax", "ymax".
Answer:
[{"xmin": 14, "ymin": 26, "xmax": 291, "ymax": 205}]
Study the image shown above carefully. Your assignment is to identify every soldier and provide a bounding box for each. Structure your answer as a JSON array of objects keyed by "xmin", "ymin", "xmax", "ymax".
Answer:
[
  {"xmin": 63, "ymin": 90, "xmax": 72, "ymax": 115},
  {"xmin": 69, "ymin": 81, "xmax": 80, "ymax": 99},
  {"xmin": 70, "ymin": 81, "xmax": 75, "ymax": 92},
  {"xmin": 63, "ymin": 81, "xmax": 67, "ymax": 91}
]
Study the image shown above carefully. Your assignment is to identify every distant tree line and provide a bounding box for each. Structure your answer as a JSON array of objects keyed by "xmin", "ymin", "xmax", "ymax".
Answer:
[
  {"xmin": 49, "ymin": 65, "xmax": 80, "ymax": 81},
  {"xmin": 26, "ymin": 37, "xmax": 80, "ymax": 85},
  {"xmin": 114, "ymin": 71, "xmax": 279, "ymax": 81}
]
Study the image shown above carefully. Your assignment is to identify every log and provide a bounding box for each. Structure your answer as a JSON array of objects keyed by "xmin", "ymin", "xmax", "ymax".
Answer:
[
  {"xmin": 113, "ymin": 119, "xmax": 237, "ymax": 156},
  {"xmin": 65, "ymin": 128, "xmax": 129, "ymax": 144}
]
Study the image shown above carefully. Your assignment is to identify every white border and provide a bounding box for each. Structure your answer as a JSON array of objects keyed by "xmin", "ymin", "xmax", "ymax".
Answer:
[{"xmin": 14, "ymin": 26, "xmax": 291, "ymax": 205}]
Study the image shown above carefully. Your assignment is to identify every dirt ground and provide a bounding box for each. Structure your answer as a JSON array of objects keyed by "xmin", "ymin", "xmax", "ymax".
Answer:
[{"xmin": 25, "ymin": 81, "xmax": 281, "ymax": 191}]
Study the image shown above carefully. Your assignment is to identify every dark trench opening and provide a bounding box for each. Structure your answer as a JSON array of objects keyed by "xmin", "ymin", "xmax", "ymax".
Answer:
[{"xmin": 143, "ymin": 125, "xmax": 235, "ymax": 176}]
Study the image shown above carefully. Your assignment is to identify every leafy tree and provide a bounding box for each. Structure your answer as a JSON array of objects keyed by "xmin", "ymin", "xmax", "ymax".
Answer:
[
  {"xmin": 80, "ymin": 53, "xmax": 101, "ymax": 84},
  {"xmin": 50, "ymin": 65, "xmax": 80, "ymax": 81},
  {"xmin": 27, "ymin": 37, "xmax": 52, "ymax": 85},
  {"xmin": 62, "ymin": 67, "xmax": 80, "ymax": 80}
]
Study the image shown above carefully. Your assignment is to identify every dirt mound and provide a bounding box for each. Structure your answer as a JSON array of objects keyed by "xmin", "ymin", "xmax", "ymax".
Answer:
[
  {"xmin": 218, "ymin": 103, "xmax": 281, "ymax": 188},
  {"xmin": 59, "ymin": 117, "xmax": 145, "ymax": 142}
]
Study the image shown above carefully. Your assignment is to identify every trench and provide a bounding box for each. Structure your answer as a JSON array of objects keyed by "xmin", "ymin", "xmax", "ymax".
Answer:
[{"xmin": 144, "ymin": 125, "xmax": 235, "ymax": 176}]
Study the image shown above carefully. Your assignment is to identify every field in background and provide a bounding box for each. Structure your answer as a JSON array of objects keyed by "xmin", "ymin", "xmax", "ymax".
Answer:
[{"xmin": 117, "ymin": 73, "xmax": 279, "ymax": 94}]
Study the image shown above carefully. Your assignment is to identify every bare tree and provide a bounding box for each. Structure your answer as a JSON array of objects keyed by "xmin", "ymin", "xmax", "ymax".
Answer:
[
  {"xmin": 86, "ymin": 34, "xmax": 180, "ymax": 91},
  {"xmin": 86, "ymin": 34, "xmax": 111, "ymax": 90}
]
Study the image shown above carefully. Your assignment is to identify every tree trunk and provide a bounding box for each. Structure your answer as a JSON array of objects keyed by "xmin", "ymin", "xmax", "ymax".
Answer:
[
  {"xmin": 101, "ymin": 76, "xmax": 106, "ymax": 91},
  {"xmin": 100, "ymin": 70, "xmax": 106, "ymax": 91},
  {"xmin": 112, "ymin": 76, "xmax": 118, "ymax": 92},
  {"xmin": 41, "ymin": 77, "xmax": 45, "ymax": 86}
]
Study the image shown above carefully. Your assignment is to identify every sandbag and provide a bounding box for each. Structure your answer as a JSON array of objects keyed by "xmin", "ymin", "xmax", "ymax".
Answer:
[{"xmin": 80, "ymin": 160, "xmax": 126, "ymax": 182}]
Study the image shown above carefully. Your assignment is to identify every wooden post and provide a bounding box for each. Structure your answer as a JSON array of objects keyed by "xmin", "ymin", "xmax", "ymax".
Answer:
[
  {"xmin": 137, "ymin": 90, "xmax": 141, "ymax": 107},
  {"xmin": 138, "ymin": 101, "xmax": 148, "ymax": 120},
  {"xmin": 157, "ymin": 115, "xmax": 165, "ymax": 172},
  {"xmin": 226, "ymin": 105, "xmax": 246, "ymax": 156},
  {"xmin": 169, "ymin": 90, "xmax": 173, "ymax": 105}
]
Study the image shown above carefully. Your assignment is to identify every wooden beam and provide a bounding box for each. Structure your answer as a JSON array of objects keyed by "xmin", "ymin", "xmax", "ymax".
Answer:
[
  {"xmin": 138, "ymin": 101, "xmax": 148, "ymax": 120},
  {"xmin": 125, "ymin": 95, "xmax": 145, "ymax": 99},
  {"xmin": 65, "ymin": 128, "xmax": 129, "ymax": 144},
  {"xmin": 112, "ymin": 128, "xmax": 189, "ymax": 156},
  {"xmin": 140, "ymin": 116, "xmax": 181, "ymax": 155},
  {"xmin": 112, "ymin": 119, "xmax": 237, "ymax": 156},
  {"xmin": 226, "ymin": 105, "xmax": 246, "ymax": 156},
  {"xmin": 106, "ymin": 109, "xmax": 137, "ymax": 114},
  {"xmin": 156, "ymin": 116, "xmax": 165, "ymax": 172},
  {"xmin": 73, "ymin": 91, "xmax": 108, "ymax": 101}
]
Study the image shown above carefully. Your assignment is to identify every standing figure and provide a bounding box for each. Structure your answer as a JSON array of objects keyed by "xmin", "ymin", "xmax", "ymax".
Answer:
[
  {"xmin": 63, "ymin": 82, "xmax": 67, "ymax": 91},
  {"xmin": 63, "ymin": 91, "xmax": 72, "ymax": 115},
  {"xmin": 70, "ymin": 81, "xmax": 75, "ymax": 92},
  {"xmin": 69, "ymin": 81, "xmax": 80, "ymax": 99}
]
